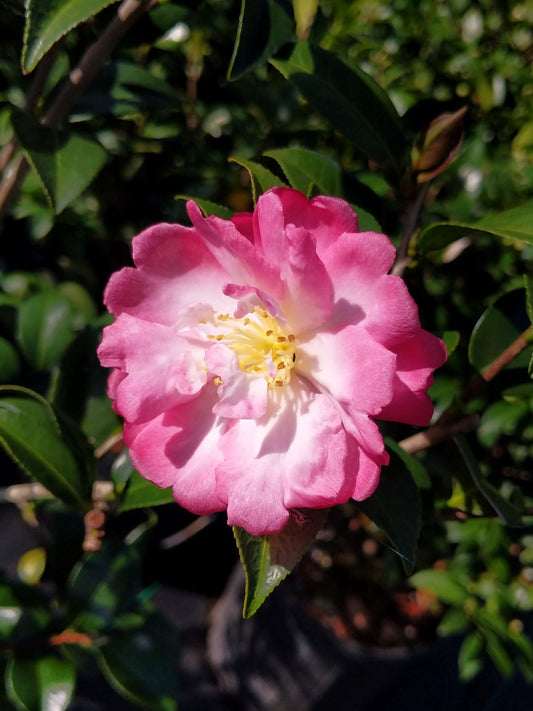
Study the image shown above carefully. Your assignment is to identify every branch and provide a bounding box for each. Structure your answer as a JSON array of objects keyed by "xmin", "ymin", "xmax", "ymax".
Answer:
[{"xmin": 392, "ymin": 182, "xmax": 430, "ymax": 277}]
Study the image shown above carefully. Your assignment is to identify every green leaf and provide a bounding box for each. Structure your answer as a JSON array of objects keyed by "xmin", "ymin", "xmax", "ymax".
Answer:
[
  {"xmin": 0, "ymin": 585, "xmax": 23, "ymax": 639},
  {"xmin": 418, "ymin": 203, "xmax": 533, "ymax": 254},
  {"xmin": 67, "ymin": 542, "xmax": 141, "ymax": 628},
  {"xmin": 119, "ymin": 469, "xmax": 174, "ymax": 512},
  {"xmin": 6, "ymin": 654, "xmax": 75, "ymax": 711},
  {"xmin": 12, "ymin": 112, "xmax": 107, "ymax": 213},
  {"xmin": 458, "ymin": 631, "xmax": 484, "ymax": 681},
  {"xmin": 442, "ymin": 330, "xmax": 460, "ymax": 356},
  {"xmin": 0, "ymin": 337, "xmax": 21, "ymax": 383},
  {"xmin": 17, "ymin": 292, "xmax": 77, "ymax": 371},
  {"xmin": 97, "ymin": 620, "xmax": 178, "ymax": 711},
  {"xmin": 229, "ymin": 156, "xmax": 286, "ymax": 203},
  {"xmin": 454, "ymin": 435, "xmax": 523, "ymax": 527},
  {"xmin": 22, "ymin": 0, "xmax": 120, "ymax": 73},
  {"xmin": 234, "ymin": 508, "xmax": 327, "ymax": 617},
  {"xmin": 525, "ymin": 275, "xmax": 533, "ymax": 376},
  {"xmin": 264, "ymin": 147, "xmax": 342, "ymax": 196},
  {"xmin": 271, "ymin": 42, "xmax": 408, "ymax": 182},
  {"xmin": 409, "ymin": 569, "xmax": 469, "ymax": 606},
  {"xmin": 72, "ymin": 60, "xmax": 178, "ymax": 118},
  {"xmin": 0, "ymin": 386, "xmax": 90, "ymax": 508},
  {"xmin": 356, "ymin": 446, "xmax": 421, "ymax": 573},
  {"xmin": 228, "ymin": 0, "xmax": 294, "ymax": 80},
  {"xmin": 385, "ymin": 437, "xmax": 431, "ymax": 489},
  {"xmin": 292, "ymin": 0, "xmax": 319, "ymax": 39},
  {"xmin": 468, "ymin": 289, "xmax": 532, "ymax": 373},
  {"xmin": 478, "ymin": 398, "xmax": 530, "ymax": 448},
  {"xmin": 175, "ymin": 195, "xmax": 234, "ymax": 219}
]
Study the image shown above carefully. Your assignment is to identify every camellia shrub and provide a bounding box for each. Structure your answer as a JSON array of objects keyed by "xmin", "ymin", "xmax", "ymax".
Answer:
[{"xmin": 1, "ymin": 1, "xmax": 533, "ymax": 709}]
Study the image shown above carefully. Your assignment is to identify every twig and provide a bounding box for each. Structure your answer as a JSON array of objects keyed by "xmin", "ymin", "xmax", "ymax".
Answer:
[
  {"xmin": 399, "ymin": 326, "xmax": 533, "ymax": 454},
  {"xmin": 392, "ymin": 182, "xmax": 430, "ymax": 277},
  {"xmin": 0, "ymin": 0, "xmax": 157, "ymax": 226}
]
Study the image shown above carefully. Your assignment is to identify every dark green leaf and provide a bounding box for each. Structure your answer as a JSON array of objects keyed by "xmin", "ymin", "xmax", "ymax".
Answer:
[
  {"xmin": 264, "ymin": 146, "xmax": 342, "ymax": 196},
  {"xmin": 228, "ymin": 0, "xmax": 294, "ymax": 80},
  {"xmin": 356, "ymin": 446, "xmax": 421, "ymax": 573},
  {"xmin": 98, "ymin": 621, "xmax": 178, "ymax": 711},
  {"xmin": 229, "ymin": 156, "xmax": 286, "ymax": 203},
  {"xmin": 67, "ymin": 542, "xmax": 141, "ymax": 628},
  {"xmin": 12, "ymin": 112, "xmax": 107, "ymax": 213},
  {"xmin": 119, "ymin": 469, "xmax": 174, "ymax": 512},
  {"xmin": 0, "ymin": 585, "xmax": 22, "ymax": 639},
  {"xmin": 0, "ymin": 386, "xmax": 90, "ymax": 507},
  {"xmin": 468, "ymin": 289, "xmax": 531, "ymax": 373},
  {"xmin": 0, "ymin": 338, "xmax": 21, "ymax": 383},
  {"xmin": 22, "ymin": 0, "xmax": 120, "ymax": 73},
  {"xmin": 5, "ymin": 654, "xmax": 75, "ymax": 711},
  {"xmin": 271, "ymin": 42, "xmax": 408, "ymax": 182},
  {"xmin": 17, "ymin": 292, "xmax": 77, "ymax": 371},
  {"xmin": 73, "ymin": 60, "xmax": 178, "ymax": 117},
  {"xmin": 385, "ymin": 437, "xmax": 431, "ymax": 489},
  {"xmin": 234, "ymin": 508, "xmax": 327, "ymax": 617},
  {"xmin": 418, "ymin": 203, "xmax": 533, "ymax": 255},
  {"xmin": 454, "ymin": 435, "xmax": 523, "ymax": 527}
]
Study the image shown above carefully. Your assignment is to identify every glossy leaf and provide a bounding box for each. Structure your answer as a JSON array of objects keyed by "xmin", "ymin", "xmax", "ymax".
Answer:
[
  {"xmin": 418, "ymin": 203, "xmax": 533, "ymax": 254},
  {"xmin": 228, "ymin": 0, "xmax": 294, "ymax": 80},
  {"xmin": 469, "ymin": 289, "xmax": 531, "ymax": 373},
  {"xmin": 264, "ymin": 146, "xmax": 342, "ymax": 196},
  {"xmin": 234, "ymin": 508, "xmax": 327, "ymax": 617},
  {"xmin": 356, "ymin": 445, "xmax": 421, "ymax": 573},
  {"xmin": 98, "ymin": 616, "xmax": 178, "ymax": 711},
  {"xmin": 454, "ymin": 435, "xmax": 523, "ymax": 527},
  {"xmin": 229, "ymin": 156, "xmax": 286, "ymax": 203},
  {"xmin": 17, "ymin": 292, "xmax": 76, "ymax": 371},
  {"xmin": 271, "ymin": 42, "xmax": 408, "ymax": 182},
  {"xmin": 175, "ymin": 195, "xmax": 234, "ymax": 219},
  {"xmin": 22, "ymin": 0, "xmax": 120, "ymax": 73},
  {"xmin": 119, "ymin": 469, "xmax": 174, "ymax": 512},
  {"xmin": 5, "ymin": 654, "xmax": 75, "ymax": 711},
  {"xmin": 0, "ymin": 386, "xmax": 90, "ymax": 508},
  {"xmin": 12, "ymin": 112, "xmax": 107, "ymax": 213}
]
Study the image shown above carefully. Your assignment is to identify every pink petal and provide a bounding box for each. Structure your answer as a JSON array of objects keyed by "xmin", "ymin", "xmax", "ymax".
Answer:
[
  {"xmin": 104, "ymin": 222, "xmax": 231, "ymax": 325},
  {"xmin": 215, "ymin": 380, "xmax": 355, "ymax": 535},
  {"xmin": 125, "ymin": 388, "xmax": 225, "ymax": 515}
]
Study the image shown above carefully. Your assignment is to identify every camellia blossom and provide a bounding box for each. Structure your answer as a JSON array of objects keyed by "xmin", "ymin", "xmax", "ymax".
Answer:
[{"xmin": 98, "ymin": 187, "xmax": 446, "ymax": 536}]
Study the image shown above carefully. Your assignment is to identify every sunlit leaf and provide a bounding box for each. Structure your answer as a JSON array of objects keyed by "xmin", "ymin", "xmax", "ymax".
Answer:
[
  {"xmin": 264, "ymin": 146, "xmax": 342, "ymax": 196},
  {"xmin": 271, "ymin": 41, "xmax": 408, "ymax": 182},
  {"xmin": 119, "ymin": 470, "xmax": 174, "ymax": 512},
  {"xmin": 0, "ymin": 386, "xmax": 91, "ymax": 508},
  {"xmin": 175, "ymin": 195, "xmax": 234, "ymax": 219},
  {"xmin": 234, "ymin": 508, "xmax": 327, "ymax": 617},
  {"xmin": 22, "ymin": 0, "xmax": 120, "ymax": 73},
  {"xmin": 409, "ymin": 568, "xmax": 469, "ymax": 606},
  {"xmin": 6, "ymin": 654, "xmax": 76, "ymax": 711},
  {"xmin": 418, "ymin": 203, "xmax": 533, "ymax": 254},
  {"xmin": 229, "ymin": 156, "xmax": 286, "ymax": 203}
]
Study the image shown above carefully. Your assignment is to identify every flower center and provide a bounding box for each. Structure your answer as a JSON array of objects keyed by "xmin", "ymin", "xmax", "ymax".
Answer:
[{"xmin": 211, "ymin": 307, "xmax": 296, "ymax": 387}]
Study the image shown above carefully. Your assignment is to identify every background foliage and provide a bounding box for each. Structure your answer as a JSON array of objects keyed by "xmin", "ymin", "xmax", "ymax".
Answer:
[{"xmin": 1, "ymin": 0, "xmax": 533, "ymax": 708}]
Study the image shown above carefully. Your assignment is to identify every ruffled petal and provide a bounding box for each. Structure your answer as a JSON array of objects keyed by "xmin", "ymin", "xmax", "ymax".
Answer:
[{"xmin": 124, "ymin": 387, "xmax": 226, "ymax": 515}]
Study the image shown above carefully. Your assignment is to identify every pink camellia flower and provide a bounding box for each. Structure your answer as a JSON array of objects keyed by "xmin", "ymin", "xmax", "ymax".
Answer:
[{"xmin": 98, "ymin": 188, "xmax": 446, "ymax": 536}]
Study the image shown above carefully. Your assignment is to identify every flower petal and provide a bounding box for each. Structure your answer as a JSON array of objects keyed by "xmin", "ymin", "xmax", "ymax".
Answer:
[{"xmin": 125, "ymin": 387, "xmax": 226, "ymax": 515}]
